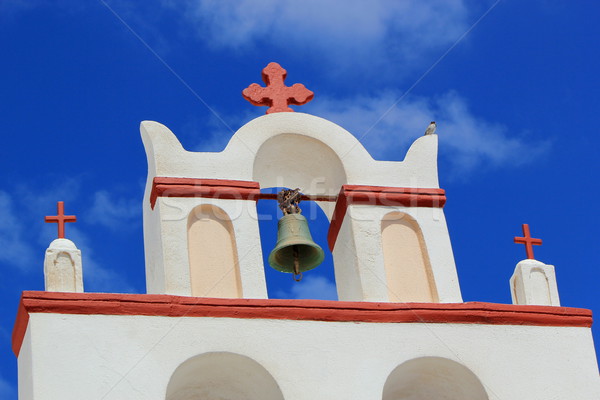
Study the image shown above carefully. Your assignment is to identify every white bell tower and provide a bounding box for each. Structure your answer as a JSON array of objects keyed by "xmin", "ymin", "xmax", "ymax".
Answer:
[
  {"xmin": 12, "ymin": 62, "xmax": 600, "ymax": 400},
  {"xmin": 141, "ymin": 109, "xmax": 461, "ymax": 303}
]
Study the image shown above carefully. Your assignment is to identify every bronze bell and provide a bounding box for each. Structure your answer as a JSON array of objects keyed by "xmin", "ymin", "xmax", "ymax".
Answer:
[{"xmin": 268, "ymin": 189, "xmax": 325, "ymax": 281}]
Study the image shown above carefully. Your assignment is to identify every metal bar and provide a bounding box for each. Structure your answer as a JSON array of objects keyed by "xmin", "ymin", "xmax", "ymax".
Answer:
[{"xmin": 258, "ymin": 193, "xmax": 338, "ymax": 202}]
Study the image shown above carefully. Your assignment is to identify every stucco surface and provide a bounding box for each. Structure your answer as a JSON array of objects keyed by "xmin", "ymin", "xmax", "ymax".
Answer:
[
  {"xmin": 511, "ymin": 259, "xmax": 560, "ymax": 306},
  {"xmin": 43, "ymin": 239, "xmax": 83, "ymax": 293},
  {"xmin": 20, "ymin": 312, "xmax": 600, "ymax": 400}
]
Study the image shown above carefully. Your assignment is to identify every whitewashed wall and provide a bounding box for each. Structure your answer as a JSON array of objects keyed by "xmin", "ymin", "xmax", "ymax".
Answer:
[{"xmin": 19, "ymin": 312, "xmax": 600, "ymax": 400}]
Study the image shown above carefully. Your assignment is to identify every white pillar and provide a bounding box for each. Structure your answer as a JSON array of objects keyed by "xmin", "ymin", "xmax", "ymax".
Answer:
[
  {"xmin": 332, "ymin": 205, "xmax": 462, "ymax": 303},
  {"xmin": 145, "ymin": 196, "xmax": 268, "ymax": 299},
  {"xmin": 43, "ymin": 238, "xmax": 84, "ymax": 292},
  {"xmin": 510, "ymin": 259, "xmax": 560, "ymax": 306},
  {"xmin": 333, "ymin": 205, "xmax": 389, "ymax": 302}
]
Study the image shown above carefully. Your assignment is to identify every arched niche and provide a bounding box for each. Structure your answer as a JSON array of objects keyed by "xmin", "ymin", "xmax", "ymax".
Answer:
[
  {"xmin": 252, "ymin": 133, "xmax": 347, "ymax": 219},
  {"xmin": 381, "ymin": 212, "xmax": 438, "ymax": 302},
  {"xmin": 528, "ymin": 266, "xmax": 551, "ymax": 304},
  {"xmin": 52, "ymin": 252, "xmax": 77, "ymax": 291},
  {"xmin": 187, "ymin": 205, "xmax": 242, "ymax": 298},
  {"xmin": 166, "ymin": 352, "xmax": 285, "ymax": 400},
  {"xmin": 382, "ymin": 357, "xmax": 489, "ymax": 400}
]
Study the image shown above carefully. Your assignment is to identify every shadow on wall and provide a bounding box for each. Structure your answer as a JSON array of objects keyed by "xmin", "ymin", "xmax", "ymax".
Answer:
[
  {"xmin": 252, "ymin": 133, "xmax": 347, "ymax": 219},
  {"xmin": 382, "ymin": 356, "xmax": 489, "ymax": 400},
  {"xmin": 166, "ymin": 352, "xmax": 285, "ymax": 400},
  {"xmin": 187, "ymin": 204, "xmax": 242, "ymax": 298},
  {"xmin": 382, "ymin": 212, "xmax": 438, "ymax": 302}
]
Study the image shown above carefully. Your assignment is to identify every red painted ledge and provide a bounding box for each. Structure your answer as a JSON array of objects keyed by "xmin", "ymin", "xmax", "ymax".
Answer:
[
  {"xmin": 327, "ymin": 185, "xmax": 447, "ymax": 251},
  {"xmin": 150, "ymin": 177, "xmax": 261, "ymax": 209},
  {"xmin": 12, "ymin": 291, "xmax": 592, "ymax": 357}
]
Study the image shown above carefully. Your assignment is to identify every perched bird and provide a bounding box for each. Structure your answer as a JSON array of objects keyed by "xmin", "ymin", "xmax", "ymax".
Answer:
[{"xmin": 424, "ymin": 121, "xmax": 437, "ymax": 135}]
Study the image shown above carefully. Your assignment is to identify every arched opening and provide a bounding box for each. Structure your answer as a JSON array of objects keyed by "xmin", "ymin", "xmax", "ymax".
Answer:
[
  {"xmin": 381, "ymin": 212, "xmax": 438, "ymax": 302},
  {"xmin": 166, "ymin": 352, "xmax": 285, "ymax": 400},
  {"xmin": 382, "ymin": 357, "xmax": 489, "ymax": 400},
  {"xmin": 252, "ymin": 133, "xmax": 347, "ymax": 219},
  {"xmin": 253, "ymin": 134, "xmax": 344, "ymax": 300},
  {"xmin": 187, "ymin": 204, "xmax": 242, "ymax": 298},
  {"xmin": 257, "ymin": 187, "xmax": 337, "ymax": 300}
]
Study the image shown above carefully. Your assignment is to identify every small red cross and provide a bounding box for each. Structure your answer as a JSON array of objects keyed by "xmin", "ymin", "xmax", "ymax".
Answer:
[
  {"xmin": 45, "ymin": 201, "xmax": 77, "ymax": 239},
  {"xmin": 514, "ymin": 223, "xmax": 542, "ymax": 259},
  {"xmin": 242, "ymin": 62, "xmax": 314, "ymax": 114}
]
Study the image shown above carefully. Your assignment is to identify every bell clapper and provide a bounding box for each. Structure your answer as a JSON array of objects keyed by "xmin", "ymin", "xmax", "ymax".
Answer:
[{"xmin": 293, "ymin": 245, "xmax": 303, "ymax": 282}]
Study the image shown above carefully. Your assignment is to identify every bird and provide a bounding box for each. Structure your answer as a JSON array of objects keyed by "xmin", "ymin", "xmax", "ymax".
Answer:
[{"xmin": 424, "ymin": 121, "xmax": 436, "ymax": 135}]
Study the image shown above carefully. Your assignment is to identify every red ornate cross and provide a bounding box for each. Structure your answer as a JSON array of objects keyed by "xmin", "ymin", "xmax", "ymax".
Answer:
[
  {"xmin": 242, "ymin": 62, "xmax": 314, "ymax": 114},
  {"xmin": 514, "ymin": 223, "xmax": 542, "ymax": 259},
  {"xmin": 45, "ymin": 201, "xmax": 77, "ymax": 239}
]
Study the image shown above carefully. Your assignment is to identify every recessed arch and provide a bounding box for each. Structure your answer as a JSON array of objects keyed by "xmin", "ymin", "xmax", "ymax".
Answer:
[
  {"xmin": 528, "ymin": 266, "xmax": 552, "ymax": 304},
  {"xmin": 252, "ymin": 133, "xmax": 347, "ymax": 219},
  {"xmin": 187, "ymin": 204, "xmax": 242, "ymax": 298},
  {"xmin": 52, "ymin": 252, "xmax": 77, "ymax": 291},
  {"xmin": 381, "ymin": 212, "xmax": 438, "ymax": 302},
  {"xmin": 166, "ymin": 352, "xmax": 285, "ymax": 400},
  {"xmin": 382, "ymin": 357, "xmax": 489, "ymax": 400}
]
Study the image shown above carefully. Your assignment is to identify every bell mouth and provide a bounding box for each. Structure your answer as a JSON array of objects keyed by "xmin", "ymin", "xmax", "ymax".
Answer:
[{"xmin": 268, "ymin": 242, "xmax": 325, "ymax": 273}]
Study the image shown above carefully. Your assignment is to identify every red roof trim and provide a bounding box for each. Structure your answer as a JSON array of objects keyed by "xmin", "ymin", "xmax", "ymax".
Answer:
[
  {"xmin": 12, "ymin": 298, "xmax": 29, "ymax": 358},
  {"xmin": 150, "ymin": 177, "xmax": 261, "ymax": 209},
  {"xmin": 12, "ymin": 291, "xmax": 592, "ymax": 357},
  {"xmin": 327, "ymin": 185, "xmax": 447, "ymax": 251}
]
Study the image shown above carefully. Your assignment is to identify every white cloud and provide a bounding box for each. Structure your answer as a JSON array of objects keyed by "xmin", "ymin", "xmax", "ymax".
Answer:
[
  {"xmin": 16, "ymin": 178, "xmax": 81, "ymax": 222},
  {"xmin": 282, "ymin": 275, "xmax": 338, "ymax": 300},
  {"xmin": 304, "ymin": 91, "xmax": 551, "ymax": 177},
  {"xmin": 178, "ymin": 107, "xmax": 268, "ymax": 153},
  {"xmin": 0, "ymin": 192, "xmax": 36, "ymax": 271},
  {"xmin": 149, "ymin": 1, "xmax": 544, "ymax": 176},
  {"xmin": 0, "ymin": 181, "xmax": 139, "ymax": 293},
  {"xmin": 67, "ymin": 226, "xmax": 139, "ymax": 293},
  {"xmin": 161, "ymin": 0, "xmax": 475, "ymax": 79},
  {"xmin": 15, "ymin": 178, "xmax": 83, "ymax": 248},
  {"xmin": 181, "ymin": 112, "xmax": 244, "ymax": 152},
  {"xmin": 180, "ymin": 89, "xmax": 549, "ymax": 177},
  {"xmin": 87, "ymin": 191, "xmax": 140, "ymax": 231},
  {"xmin": 0, "ymin": 329, "xmax": 16, "ymax": 396},
  {"xmin": 0, "ymin": 373, "xmax": 16, "ymax": 400}
]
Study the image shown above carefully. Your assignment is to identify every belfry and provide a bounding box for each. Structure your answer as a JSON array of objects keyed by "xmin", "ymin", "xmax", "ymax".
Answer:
[{"xmin": 12, "ymin": 63, "xmax": 600, "ymax": 399}]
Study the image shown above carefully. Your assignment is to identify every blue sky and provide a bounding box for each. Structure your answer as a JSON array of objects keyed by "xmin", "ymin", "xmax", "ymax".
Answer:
[{"xmin": 1, "ymin": 1, "xmax": 599, "ymax": 397}]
